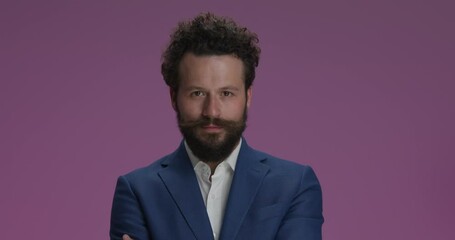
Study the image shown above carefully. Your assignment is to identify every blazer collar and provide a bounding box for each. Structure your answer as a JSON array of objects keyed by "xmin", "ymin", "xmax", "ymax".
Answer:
[
  {"xmin": 158, "ymin": 139, "xmax": 270, "ymax": 240},
  {"xmin": 220, "ymin": 139, "xmax": 270, "ymax": 240},
  {"xmin": 157, "ymin": 142, "xmax": 214, "ymax": 240}
]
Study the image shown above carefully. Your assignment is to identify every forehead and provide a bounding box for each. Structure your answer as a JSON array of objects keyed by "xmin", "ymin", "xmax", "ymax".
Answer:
[{"xmin": 178, "ymin": 53, "xmax": 245, "ymax": 88}]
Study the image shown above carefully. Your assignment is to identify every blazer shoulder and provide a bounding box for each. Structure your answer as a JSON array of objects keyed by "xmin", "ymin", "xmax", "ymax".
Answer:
[
  {"xmin": 120, "ymin": 150, "xmax": 176, "ymax": 183},
  {"xmin": 253, "ymin": 148, "xmax": 314, "ymax": 173},
  {"xmin": 253, "ymin": 148, "xmax": 323, "ymax": 199}
]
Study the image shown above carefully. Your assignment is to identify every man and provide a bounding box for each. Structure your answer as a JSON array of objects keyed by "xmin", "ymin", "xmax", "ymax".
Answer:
[{"xmin": 110, "ymin": 12, "xmax": 323, "ymax": 240}]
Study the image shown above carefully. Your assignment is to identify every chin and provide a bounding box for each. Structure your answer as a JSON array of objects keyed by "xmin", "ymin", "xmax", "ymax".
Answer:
[{"xmin": 197, "ymin": 133, "xmax": 226, "ymax": 146}]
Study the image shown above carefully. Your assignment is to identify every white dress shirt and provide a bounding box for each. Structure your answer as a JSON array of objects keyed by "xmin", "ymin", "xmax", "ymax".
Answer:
[{"xmin": 184, "ymin": 139, "xmax": 241, "ymax": 240}]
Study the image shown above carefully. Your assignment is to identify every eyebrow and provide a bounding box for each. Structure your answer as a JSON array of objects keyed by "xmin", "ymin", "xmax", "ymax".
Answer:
[
  {"xmin": 182, "ymin": 86, "xmax": 241, "ymax": 91},
  {"xmin": 220, "ymin": 86, "xmax": 241, "ymax": 91}
]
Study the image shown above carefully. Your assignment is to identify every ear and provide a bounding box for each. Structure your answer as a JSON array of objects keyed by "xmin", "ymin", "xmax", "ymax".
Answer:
[
  {"xmin": 246, "ymin": 87, "xmax": 252, "ymax": 108},
  {"xmin": 170, "ymin": 88, "xmax": 177, "ymax": 111}
]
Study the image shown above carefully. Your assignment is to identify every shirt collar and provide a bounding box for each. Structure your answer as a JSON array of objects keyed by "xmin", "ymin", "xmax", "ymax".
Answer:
[{"xmin": 184, "ymin": 138, "xmax": 242, "ymax": 172}]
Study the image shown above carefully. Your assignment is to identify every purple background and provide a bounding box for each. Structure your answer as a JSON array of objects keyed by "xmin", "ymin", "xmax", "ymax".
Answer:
[{"xmin": 1, "ymin": 0, "xmax": 454, "ymax": 239}]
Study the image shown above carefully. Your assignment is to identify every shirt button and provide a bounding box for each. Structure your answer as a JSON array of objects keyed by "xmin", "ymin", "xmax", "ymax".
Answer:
[{"xmin": 210, "ymin": 194, "xmax": 216, "ymax": 199}]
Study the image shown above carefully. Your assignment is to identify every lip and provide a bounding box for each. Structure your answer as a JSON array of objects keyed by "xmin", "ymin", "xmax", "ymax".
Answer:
[{"xmin": 201, "ymin": 124, "xmax": 223, "ymax": 132}]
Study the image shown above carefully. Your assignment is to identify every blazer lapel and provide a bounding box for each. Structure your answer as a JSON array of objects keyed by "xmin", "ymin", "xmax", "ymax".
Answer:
[
  {"xmin": 158, "ymin": 142, "xmax": 213, "ymax": 240},
  {"xmin": 219, "ymin": 140, "xmax": 269, "ymax": 240}
]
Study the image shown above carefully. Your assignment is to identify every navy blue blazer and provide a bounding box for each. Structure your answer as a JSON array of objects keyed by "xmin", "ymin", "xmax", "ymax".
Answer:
[{"xmin": 110, "ymin": 140, "xmax": 323, "ymax": 240}]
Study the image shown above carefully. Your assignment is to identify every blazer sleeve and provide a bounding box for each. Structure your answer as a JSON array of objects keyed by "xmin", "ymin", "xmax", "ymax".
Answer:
[
  {"xmin": 275, "ymin": 166, "xmax": 324, "ymax": 240},
  {"xmin": 110, "ymin": 176, "xmax": 151, "ymax": 240}
]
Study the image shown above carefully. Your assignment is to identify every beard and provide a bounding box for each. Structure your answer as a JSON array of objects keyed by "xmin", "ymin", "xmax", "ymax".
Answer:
[{"xmin": 177, "ymin": 108, "xmax": 247, "ymax": 163}]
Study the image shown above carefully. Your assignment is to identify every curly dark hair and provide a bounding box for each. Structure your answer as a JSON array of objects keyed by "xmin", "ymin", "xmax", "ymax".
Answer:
[{"xmin": 161, "ymin": 12, "xmax": 261, "ymax": 91}]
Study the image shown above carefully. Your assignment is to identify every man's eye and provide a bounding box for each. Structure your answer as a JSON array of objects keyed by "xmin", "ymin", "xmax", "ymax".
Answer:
[
  {"xmin": 192, "ymin": 91, "xmax": 204, "ymax": 97},
  {"xmin": 222, "ymin": 91, "xmax": 233, "ymax": 96}
]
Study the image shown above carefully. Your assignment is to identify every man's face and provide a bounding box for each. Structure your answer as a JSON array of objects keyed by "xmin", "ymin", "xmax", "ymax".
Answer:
[{"xmin": 172, "ymin": 53, "xmax": 252, "ymax": 162}]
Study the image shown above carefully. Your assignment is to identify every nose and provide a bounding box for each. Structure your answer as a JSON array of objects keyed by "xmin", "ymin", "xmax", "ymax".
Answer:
[{"xmin": 202, "ymin": 95, "xmax": 220, "ymax": 118}]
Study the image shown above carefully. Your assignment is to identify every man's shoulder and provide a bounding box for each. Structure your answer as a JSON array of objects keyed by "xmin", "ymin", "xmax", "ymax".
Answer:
[
  {"xmin": 249, "ymin": 147, "xmax": 315, "ymax": 175},
  {"xmin": 120, "ymin": 149, "xmax": 177, "ymax": 183},
  {"xmin": 245, "ymin": 146, "xmax": 322, "ymax": 195}
]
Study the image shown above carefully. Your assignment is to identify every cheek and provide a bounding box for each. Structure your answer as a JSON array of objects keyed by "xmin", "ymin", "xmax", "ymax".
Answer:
[
  {"xmin": 226, "ymin": 101, "xmax": 247, "ymax": 119},
  {"xmin": 177, "ymin": 99, "xmax": 202, "ymax": 119}
]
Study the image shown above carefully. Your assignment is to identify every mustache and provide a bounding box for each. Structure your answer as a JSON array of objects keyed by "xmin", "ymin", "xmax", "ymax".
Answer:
[{"xmin": 178, "ymin": 117, "xmax": 241, "ymax": 129}]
